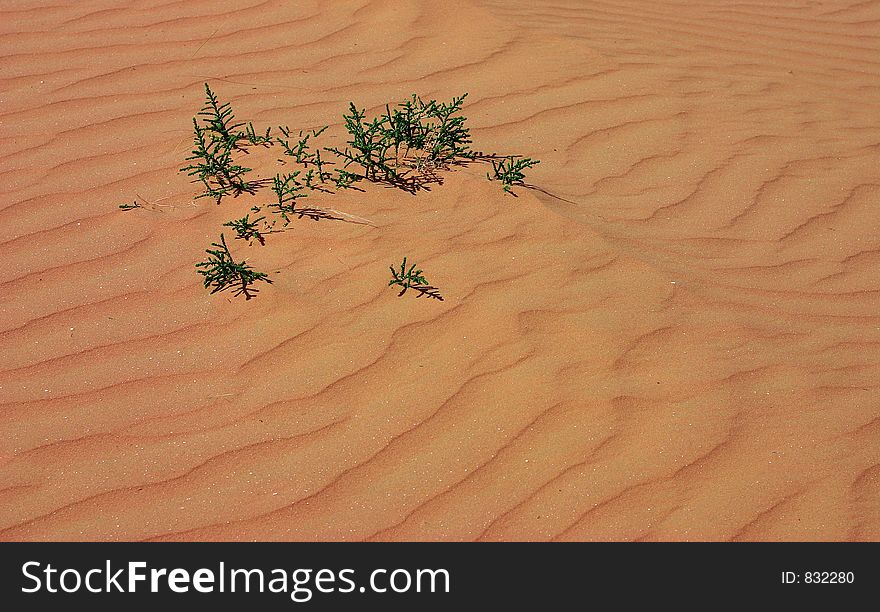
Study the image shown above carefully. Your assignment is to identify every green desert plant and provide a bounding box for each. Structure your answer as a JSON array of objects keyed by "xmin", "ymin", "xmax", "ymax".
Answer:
[
  {"xmin": 421, "ymin": 93, "xmax": 472, "ymax": 162},
  {"xmin": 379, "ymin": 93, "xmax": 472, "ymax": 165},
  {"xmin": 276, "ymin": 125, "xmax": 305, "ymax": 161},
  {"xmin": 325, "ymin": 94, "xmax": 472, "ymax": 187},
  {"xmin": 389, "ymin": 257, "xmax": 427, "ymax": 294},
  {"xmin": 312, "ymin": 148, "xmax": 332, "ymax": 183},
  {"xmin": 196, "ymin": 234, "xmax": 270, "ymax": 298},
  {"xmin": 488, "ymin": 156, "xmax": 540, "ymax": 192},
  {"xmin": 326, "ymin": 103, "xmax": 398, "ymax": 182},
  {"xmin": 388, "ymin": 257, "xmax": 442, "ymax": 300},
  {"xmin": 118, "ymin": 200, "xmax": 141, "ymax": 210},
  {"xmin": 180, "ymin": 119, "xmax": 253, "ymax": 201},
  {"xmin": 344, "ymin": 105, "xmax": 390, "ymax": 178},
  {"xmin": 180, "ymin": 84, "xmax": 257, "ymax": 201},
  {"xmin": 240, "ymin": 122, "xmax": 272, "ymax": 146},
  {"xmin": 277, "ymin": 125, "xmax": 328, "ymax": 164},
  {"xmin": 333, "ymin": 169, "xmax": 359, "ymax": 190},
  {"xmin": 382, "ymin": 95, "xmax": 430, "ymax": 153},
  {"xmin": 199, "ymin": 83, "xmax": 244, "ymax": 150},
  {"xmin": 268, "ymin": 172, "xmax": 308, "ymax": 224},
  {"xmin": 303, "ymin": 168, "xmax": 316, "ymax": 189},
  {"xmin": 297, "ymin": 150, "xmax": 333, "ymax": 191},
  {"xmin": 223, "ymin": 214, "xmax": 266, "ymax": 245}
]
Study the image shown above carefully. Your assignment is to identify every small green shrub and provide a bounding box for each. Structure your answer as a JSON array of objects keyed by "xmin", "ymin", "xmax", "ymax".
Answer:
[
  {"xmin": 388, "ymin": 257, "xmax": 444, "ymax": 300},
  {"xmin": 326, "ymin": 94, "xmax": 472, "ymax": 187},
  {"xmin": 277, "ymin": 125, "xmax": 328, "ymax": 164},
  {"xmin": 181, "ymin": 119, "xmax": 253, "ymax": 202},
  {"xmin": 488, "ymin": 156, "xmax": 540, "ymax": 192},
  {"xmin": 268, "ymin": 172, "xmax": 308, "ymax": 224},
  {"xmin": 326, "ymin": 103, "xmax": 398, "ymax": 182},
  {"xmin": 198, "ymin": 83, "xmax": 244, "ymax": 149},
  {"xmin": 223, "ymin": 214, "xmax": 266, "ymax": 245},
  {"xmin": 196, "ymin": 234, "xmax": 271, "ymax": 298},
  {"xmin": 240, "ymin": 122, "xmax": 272, "ymax": 146}
]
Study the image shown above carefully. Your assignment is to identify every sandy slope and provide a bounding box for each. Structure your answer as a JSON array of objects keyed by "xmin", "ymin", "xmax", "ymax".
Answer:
[{"xmin": 0, "ymin": 0, "xmax": 878, "ymax": 541}]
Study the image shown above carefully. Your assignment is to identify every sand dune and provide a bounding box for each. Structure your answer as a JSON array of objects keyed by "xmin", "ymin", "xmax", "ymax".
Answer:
[{"xmin": 1, "ymin": 0, "xmax": 878, "ymax": 541}]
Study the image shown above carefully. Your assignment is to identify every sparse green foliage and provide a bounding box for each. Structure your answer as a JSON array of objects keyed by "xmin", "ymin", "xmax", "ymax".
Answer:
[
  {"xmin": 180, "ymin": 119, "xmax": 253, "ymax": 202},
  {"xmin": 313, "ymin": 149, "xmax": 331, "ymax": 183},
  {"xmin": 422, "ymin": 93, "xmax": 472, "ymax": 162},
  {"xmin": 277, "ymin": 125, "xmax": 328, "ymax": 164},
  {"xmin": 223, "ymin": 214, "xmax": 266, "ymax": 245},
  {"xmin": 382, "ymin": 96, "xmax": 429, "ymax": 155},
  {"xmin": 388, "ymin": 257, "xmax": 429, "ymax": 295},
  {"xmin": 326, "ymin": 103, "xmax": 397, "ymax": 182},
  {"xmin": 488, "ymin": 156, "xmax": 540, "ymax": 192},
  {"xmin": 326, "ymin": 94, "xmax": 472, "ymax": 188},
  {"xmin": 195, "ymin": 234, "xmax": 270, "ymax": 299},
  {"xmin": 179, "ymin": 84, "xmax": 262, "ymax": 202},
  {"xmin": 380, "ymin": 93, "xmax": 472, "ymax": 164},
  {"xmin": 176, "ymin": 84, "xmax": 537, "ymax": 300},
  {"xmin": 199, "ymin": 83, "xmax": 244, "ymax": 150},
  {"xmin": 118, "ymin": 201, "xmax": 141, "ymax": 210},
  {"xmin": 268, "ymin": 172, "xmax": 308, "ymax": 224},
  {"xmin": 276, "ymin": 125, "xmax": 304, "ymax": 161},
  {"xmin": 240, "ymin": 122, "xmax": 272, "ymax": 146},
  {"xmin": 333, "ymin": 169, "xmax": 359, "ymax": 190},
  {"xmin": 303, "ymin": 168, "xmax": 316, "ymax": 188}
]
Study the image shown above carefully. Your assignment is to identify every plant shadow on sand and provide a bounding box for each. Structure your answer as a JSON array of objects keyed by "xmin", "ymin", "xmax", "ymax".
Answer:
[
  {"xmin": 287, "ymin": 207, "xmax": 347, "ymax": 222},
  {"xmin": 196, "ymin": 234, "xmax": 273, "ymax": 300},
  {"xmin": 220, "ymin": 281, "xmax": 271, "ymax": 300},
  {"xmin": 407, "ymin": 285, "xmax": 444, "ymax": 300},
  {"xmin": 375, "ymin": 165, "xmax": 445, "ymax": 194},
  {"xmin": 373, "ymin": 153, "xmax": 506, "ymax": 195},
  {"xmin": 282, "ymin": 205, "xmax": 377, "ymax": 226},
  {"xmin": 389, "ymin": 257, "xmax": 444, "ymax": 300},
  {"xmin": 236, "ymin": 176, "xmax": 274, "ymax": 194}
]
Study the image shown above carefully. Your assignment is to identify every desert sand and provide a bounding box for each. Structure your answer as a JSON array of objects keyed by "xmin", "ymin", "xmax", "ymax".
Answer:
[{"xmin": 1, "ymin": 0, "xmax": 878, "ymax": 541}]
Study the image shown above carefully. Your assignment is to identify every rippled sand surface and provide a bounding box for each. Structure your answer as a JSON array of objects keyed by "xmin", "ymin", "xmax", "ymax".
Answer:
[{"xmin": 1, "ymin": 0, "xmax": 878, "ymax": 541}]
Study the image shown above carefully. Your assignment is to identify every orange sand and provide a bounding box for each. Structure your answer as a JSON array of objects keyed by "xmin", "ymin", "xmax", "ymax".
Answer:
[{"xmin": 1, "ymin": 0, "xmax": 878, "ymax": 541}]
